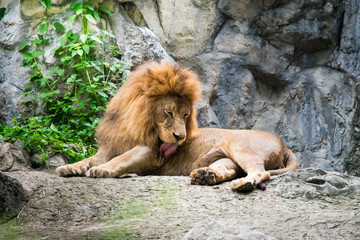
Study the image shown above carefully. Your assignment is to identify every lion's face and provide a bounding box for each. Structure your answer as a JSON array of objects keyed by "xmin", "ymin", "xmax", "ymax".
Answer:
[{"xmin": 154, "ymin": 95, "xmax": 192, "ymax": 158}]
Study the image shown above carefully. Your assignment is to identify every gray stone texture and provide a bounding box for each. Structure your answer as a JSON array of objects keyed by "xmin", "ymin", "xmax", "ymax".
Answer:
[
  {"xmin": 1, "ymin": 169, "xmax": 359, "ymax": 239},
  {"xmin": 0, "ymin": 0, "xmax": 359, "ymax": 175}
]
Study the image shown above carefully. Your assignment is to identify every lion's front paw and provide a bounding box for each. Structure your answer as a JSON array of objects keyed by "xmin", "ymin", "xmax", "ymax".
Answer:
[
  {"xmin": 190, "ymin": 167, "xmax": 216, "ymax": 185},
  {"xmin": 86, "ymin": 166, "xmax": 117, "ymax": 178},
  {"xmin": 56, "ymin": 163, "xmax": 89, "ymax": 177},
  {"xmin": 230, "ymin": 178, "xmax": 256, "ymax": 192}
]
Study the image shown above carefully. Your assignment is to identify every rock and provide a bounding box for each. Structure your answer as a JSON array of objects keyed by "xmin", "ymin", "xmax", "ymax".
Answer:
[
  {"xmin": 273, "ymin": 168, "xmax": 360, "ymax": 199},
  {"xmin": 0, "ymin": 0, "xmax": 32, "ymax": 125},
  {"xmin": 254, "ymin": 1, "xmax": 342, "ymax": 53},
  {"xmin": 1, "ymin": 169, "xmax": 359, "ymax": 239},
  {"xmin": 109, "ymin": 4, "xmax": 174, "ymax": 67},
  {"xmin": 330, "ymin": 1, "xmax": 360, "ymax": 80},
  {"xmin": 136, "ymin": 0, "xmax": 224, "ymax": 59},
  {"xmin": 0, "ymin": 142, "xmax": 32, "ymax": 171},
  {"xmin": 47, "ymin": 153, "xmax": 66, "ymax": 169},
  {"xmin": 183, "ymin": 220, "xmax": 277, "ymax": 240},
  {"xmin": 184, "ymin": 1, "xmax": 357, "ymax": 174},
  {"xmin": 0, "ymin": 171, "xmax": 28, "ymax": 222},
  {"xmin": 21, "ymin": 0, "xmax": 70, "ymax": 19}
]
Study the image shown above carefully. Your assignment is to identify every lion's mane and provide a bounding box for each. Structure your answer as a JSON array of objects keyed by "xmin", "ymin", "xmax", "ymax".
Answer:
[{"xmin": 96, "ymin": 62, "xmax": 202, "ymax": 154}]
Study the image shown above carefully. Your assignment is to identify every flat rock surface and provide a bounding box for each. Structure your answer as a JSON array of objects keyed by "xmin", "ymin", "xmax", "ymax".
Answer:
[{"xmin": 1, "ymin": 168, "xmax": 360, "ymax": 240}]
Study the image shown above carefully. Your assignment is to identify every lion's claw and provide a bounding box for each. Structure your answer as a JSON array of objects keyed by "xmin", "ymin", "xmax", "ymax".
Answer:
[
  {"xmin": 56, "ymin": 164, "xmax": 89, "ymax": 177},
  {"xmin": 190, "ymin": 168, "xmax": 216, "ymax": 185},
  {"xmin": 86, "ymin": 166, "xmax": 116, "ymax": 178}
]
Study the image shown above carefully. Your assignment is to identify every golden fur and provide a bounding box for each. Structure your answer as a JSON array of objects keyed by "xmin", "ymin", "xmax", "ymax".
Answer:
[
  {"xmin": 96, "ymin": 61, "xmax": 200, "ymax": 153},
  {"xmin": 56, "ymin": 61, "xmax": 298, "ymax": 192}
]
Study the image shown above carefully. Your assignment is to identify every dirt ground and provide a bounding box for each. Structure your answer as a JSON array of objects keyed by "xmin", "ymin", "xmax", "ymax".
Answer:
[{"xmin": 1, "ymin": 168, "xmax": 360, "ymax": 240}]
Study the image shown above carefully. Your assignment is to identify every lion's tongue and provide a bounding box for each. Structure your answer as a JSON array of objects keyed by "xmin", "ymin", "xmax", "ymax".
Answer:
[{"xmin": 160, "ymin": 142, "xmax": 179, "ymax": 158}]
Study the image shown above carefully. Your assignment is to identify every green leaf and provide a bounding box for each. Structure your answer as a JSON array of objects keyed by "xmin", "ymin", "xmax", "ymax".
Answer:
[
  {"xmin": 58, "ymin": 69, "xmax": 65, "ymax": 76},
  {"xmin": 68, "ymin": 14, "xmax": 77, "ymax": 23},
  {"xmin": 39, "ymin": 78, "xmax": 48, "ymax": 85},
  {"xmin": 72, "ymin": 63, "xmax": 83, "ymax": 69},
  {"xmin": 103, "ymin": 8, "xmax": 112, "ymax": 16},
  {"xmin": 24, "ymin": 82, "xmax": 31, "ymax": 88},
  {"xmin": 102, "ymin": 29, "xmax": 115, "ymax": 38},
  {"xmin": 60, "ymin": 36, "xmax": 67, "ymax": 45},
  {"xmin": 61, "ymin": 56, "xmax": 72, "ymax": 63},
  {"xmin": 108, "ymin": 82, "xmax": 117, "ymax": 88},
  {"xmin": 77, "ymin": 49, "xmax": 83, "ymax": 56},
  {"xmin": 41, "ymin": 0, "xmax": 51, "ymax": 9},
  {"xmin": 71, "ymin": 33, "xmax": 80, "ymax": 41},
  {"xmin": 45, "ymin": 0, "xmax": 51, "ymax": 8},
  {"xmin": 83, "ymin": 44, "xmax": 90, "ymax": 54},
  {"xmin": 19, "ymin": 41, "xmax": 29, "ymax": 51},
  {"xmin": 32, "ymin": 51, "xmax": 44, "ymax": 57},
  {"xmin": 90, "ymin": 35, "xmax": 103, "ymax": 44},
  {"xmin": 78, "ymin": 100, "xmax": 86, "ymax": 109},
  {"xmin": 49, "ymin": 79, "xmax": 59, "ymax": 86},
  {"xmin": 49, "ymin": 123, "xmax": 58, "ymax": 132},
  {"xmin": 76, "ymin": 9, "xmax": 83, "ymax": 15},
  {"xmin": 85, "ymin": 14, "xmax": 96, "ymax": 24},
  {"xmin": 92, "ymin": 64, "xmax": 103, "ymax": 73},
  {"xmin": 40, "ymin": 24, "xmax": 48, "ymax": 33},
  {"xmin": 32, "ymin": 39, "xmax": 41, "ymax": 45},
  {"xmin": 70, "ymin": 2, "xmax": 81, "ymax": 11},
  {"xmin": 86, "ymin": 4, "xmax": 94, "ymax": 11},
  {"xmin": 46, "ymin": 71, "xmax": 54, "ymax": 77},
  {"xmin": 54, "ymin": 22, "xmax": 66, "ymax": 31},
  {"xmin": 71, "ymin": 49, "xmax": 77, "ymax": 57},
  {"xmin": 93, "ymin": 11, "xmax": 100, "ymax": 21},
  {"xmin": 80, "ymin": 34, "xmax": 88, "ymax": 43},
  {"xmin": 97, "ymin": 91, "xmax": 108, "ymax": 98},
  {"xmin": 66, "ymin": 74, "xmax": 77, "ymax": 83}
]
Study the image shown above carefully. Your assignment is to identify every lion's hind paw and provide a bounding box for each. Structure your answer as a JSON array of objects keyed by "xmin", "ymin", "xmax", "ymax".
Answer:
[
  {"xmin": 190, "ymin": 168, "xmax": 216, "ymax": 185},
  {"xmin": 230, "ymin": 178, "xmax": 256, "ymax": 193}
]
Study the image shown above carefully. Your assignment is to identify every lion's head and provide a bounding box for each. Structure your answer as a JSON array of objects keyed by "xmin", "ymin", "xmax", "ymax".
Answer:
[{"xmin": 96, "ymin": 61, "xmax": 202, "ymax": 157}]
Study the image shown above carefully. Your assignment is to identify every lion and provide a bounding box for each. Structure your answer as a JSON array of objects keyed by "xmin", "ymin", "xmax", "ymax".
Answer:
[{"xmin": 56, "ymin": 61, "xmax": 299, "ymax": 192}]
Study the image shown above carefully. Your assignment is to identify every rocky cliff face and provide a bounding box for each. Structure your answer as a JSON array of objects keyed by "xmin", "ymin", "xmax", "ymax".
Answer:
[{"xmin": 0, "ymin": 0, "xmax": 359, "ymax": 175}]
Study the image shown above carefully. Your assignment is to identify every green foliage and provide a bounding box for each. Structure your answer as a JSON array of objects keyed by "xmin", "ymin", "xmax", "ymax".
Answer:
[
  {"xmin": 0, "ymin": 8, "xmax": 5, "ymax": 21},
  {"xmin": 0, "ymin": 0, "xmax": 126, "ymax": 164}
]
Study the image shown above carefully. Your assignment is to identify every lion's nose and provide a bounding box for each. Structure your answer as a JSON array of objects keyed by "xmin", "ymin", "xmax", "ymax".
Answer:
[{"xmin": 173, "ymin": 132, "xmax": 185, "ymax": 142}]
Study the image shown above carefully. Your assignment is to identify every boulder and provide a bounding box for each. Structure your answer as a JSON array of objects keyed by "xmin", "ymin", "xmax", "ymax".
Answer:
[
  {"xmin": 0, "ymin": 142, "xmax": 32, "ymax": 171},
  {"xmin": 0, "ymin": 172, "xmax": 28, "ymax": 223},
  {"xmin": 136, "ymin": 0, "xmax": 224, "ymax": 59},
  {"xmin": 183, "ymin": 220, "xmax": 277, "ymax": 240}
]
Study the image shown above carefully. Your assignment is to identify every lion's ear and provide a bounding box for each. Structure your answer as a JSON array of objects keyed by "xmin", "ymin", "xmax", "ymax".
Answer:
[{"xmin": 186, "ymin": 105, "xmax": 200, "ymax": 139}]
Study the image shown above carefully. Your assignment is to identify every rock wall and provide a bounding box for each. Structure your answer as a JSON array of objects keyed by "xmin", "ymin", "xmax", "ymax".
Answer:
[{"xmin": 0, "ymin": 0, "xmax": 359, "ymax": 175}]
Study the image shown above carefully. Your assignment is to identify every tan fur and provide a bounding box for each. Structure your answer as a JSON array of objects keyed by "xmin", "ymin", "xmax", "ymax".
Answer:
[{"xmin": 56, "ymin": 61, "xmax": 299, "ymax": 192}]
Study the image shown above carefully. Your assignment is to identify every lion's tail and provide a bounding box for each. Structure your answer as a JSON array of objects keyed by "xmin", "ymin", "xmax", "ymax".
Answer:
[{"xmin": 268, "ymin": 148, "xmax": 299, "ymax": 176}]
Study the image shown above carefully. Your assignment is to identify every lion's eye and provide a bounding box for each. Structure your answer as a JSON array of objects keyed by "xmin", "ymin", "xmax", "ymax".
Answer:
[
  {"xmin": 184, "ymin": 112, "xmax": 190, "ymax": 118},
  {"xmin": 164, "ymin": 110, "xmax": 173, "ymax": 118}
]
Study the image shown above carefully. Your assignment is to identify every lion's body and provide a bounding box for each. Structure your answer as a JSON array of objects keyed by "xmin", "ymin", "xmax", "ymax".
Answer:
[
  {"xmin": 152, "ymin": 128, "xmax": 290, "ymax": 175},
  {"xmin": 57, "ymin": 62, "xmax": 298, "ymax": 192}
]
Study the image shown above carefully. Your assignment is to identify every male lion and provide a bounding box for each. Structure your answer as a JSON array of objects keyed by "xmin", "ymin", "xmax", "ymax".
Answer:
[{"xmin": 56, "ymin": 61, "xmax": 299, "ymax": 192}]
